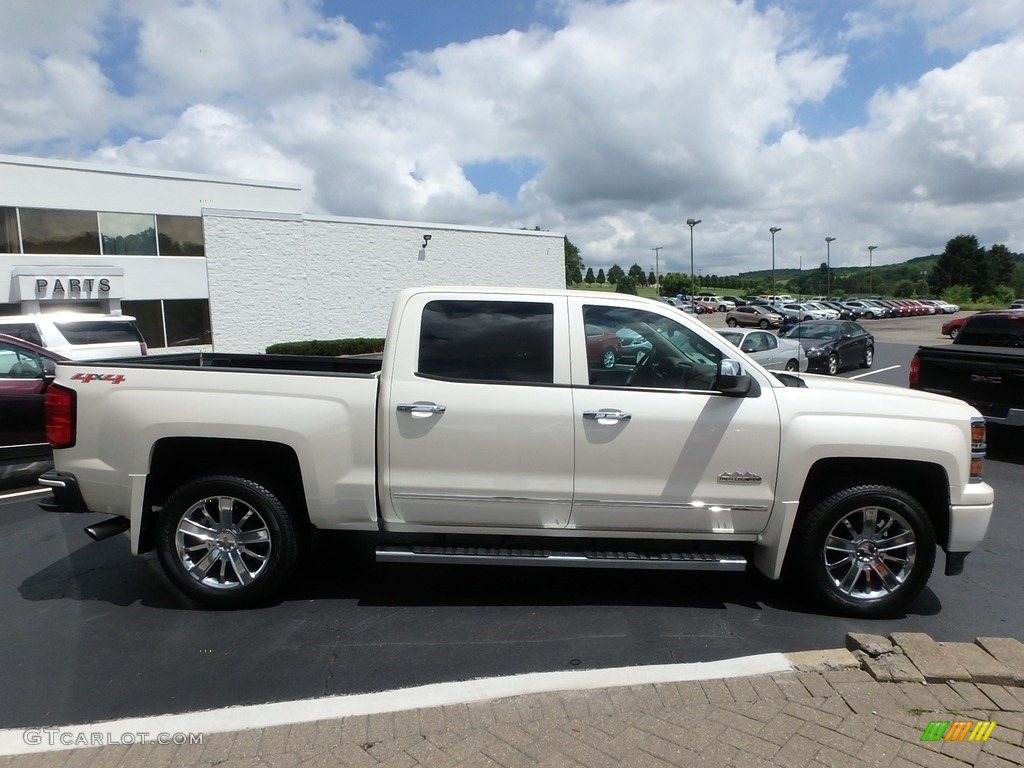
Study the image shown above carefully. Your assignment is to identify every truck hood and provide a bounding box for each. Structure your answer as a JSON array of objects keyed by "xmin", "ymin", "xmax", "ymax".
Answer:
[{"xmin": 774, "ymin": 371, "xmax": 982, "ymax": 422}]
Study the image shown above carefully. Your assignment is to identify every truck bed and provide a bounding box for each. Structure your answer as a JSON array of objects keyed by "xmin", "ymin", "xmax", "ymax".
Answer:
[{"xmin": 66, "ymin": 351, "xmax": 384, "ymax": 376}]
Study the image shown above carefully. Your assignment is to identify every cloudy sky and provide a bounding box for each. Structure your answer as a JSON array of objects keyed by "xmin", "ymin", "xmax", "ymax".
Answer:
[{"xmin": 1, "ymin": 0, "xmax": 1022, "ymax": 278}]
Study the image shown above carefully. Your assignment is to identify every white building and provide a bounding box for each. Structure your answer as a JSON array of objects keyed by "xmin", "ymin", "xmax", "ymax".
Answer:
[{"xmin": 1, "ymin": 154, "xmax": 564, "ymax": 353}]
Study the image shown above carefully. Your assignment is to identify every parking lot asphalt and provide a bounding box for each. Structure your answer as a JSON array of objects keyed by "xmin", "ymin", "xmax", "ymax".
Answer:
[{"xmin": 2, "ymin": 631, "xmax": 1023, "ymax": 767}]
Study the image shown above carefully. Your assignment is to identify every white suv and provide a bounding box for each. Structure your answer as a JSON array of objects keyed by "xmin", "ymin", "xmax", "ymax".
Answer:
[
  {"xmin": 695, "ymin": 294, "xmax": 736, "ymax": 312},
  {"xmin": 0, "ymin": 313, "xmax": 147, "ymax": 360}
]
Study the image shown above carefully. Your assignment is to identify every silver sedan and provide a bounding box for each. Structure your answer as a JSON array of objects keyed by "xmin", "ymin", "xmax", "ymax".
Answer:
[{"xmin": 717, "ymin": 328, "xmax": 808, "ymax": 372}]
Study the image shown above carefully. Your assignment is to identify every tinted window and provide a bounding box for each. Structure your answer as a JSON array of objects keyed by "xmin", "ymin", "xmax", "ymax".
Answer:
[
  {"xmin": 157, "ymin": 215, "xmax": 205, "ymax": 256},
  {"xmin": 958, "ymin": 316, "xmax": 1024, "ymax": 347},
  {"xmin": 0, "ymin": 207, "xmax": 18, "ymax": 253},
  {"xmin": 419, "ymin": 300, "xmax": 554, "ymax": 383},
  {"xmin": 20, "ymin": 208, "xmax": 100, "ymax": 254},
  {"xmin": 53, "ymin": 321, "xmax": 144, "ymax": 345},
  {"xmin": 0, "ymin": 322, "xmax": 43, "ymax": 346},
  {"xmin": 121, "ymin": 300, "xmax": 166, "ymax": 347},
  {"xmin": 165, "ymin": 299, "xmax": 212, "ymax": 346}
]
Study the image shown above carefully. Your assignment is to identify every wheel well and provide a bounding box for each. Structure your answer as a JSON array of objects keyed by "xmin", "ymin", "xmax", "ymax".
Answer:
[
  {"xmin": 139, "ymin": 437, "xmax": 309, "ymax": 553},
  {"xmin": 797, "ymin": 458, "xmax": 951, "ymax": 547}
]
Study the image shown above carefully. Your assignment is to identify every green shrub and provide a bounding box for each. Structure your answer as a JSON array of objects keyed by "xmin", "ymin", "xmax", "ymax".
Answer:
[{"xmin": 266, "ymin": 338, "xmax": 386, "ymax": 356}]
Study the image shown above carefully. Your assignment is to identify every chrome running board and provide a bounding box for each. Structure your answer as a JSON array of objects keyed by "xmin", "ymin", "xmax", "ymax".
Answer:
[{"xmin": 375, "ymin": 544, "xmax": 747, "ymax": 571}]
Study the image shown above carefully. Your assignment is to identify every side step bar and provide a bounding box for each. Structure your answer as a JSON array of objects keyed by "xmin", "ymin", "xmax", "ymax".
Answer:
[{"xmin": 376, "ymin": 545, "xmax": 747, "ymax": 572}]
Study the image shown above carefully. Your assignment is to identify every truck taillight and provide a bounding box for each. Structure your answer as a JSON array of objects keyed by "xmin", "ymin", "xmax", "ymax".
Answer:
[
  {"xmin": 45, "ymin": 384, "xmax": 77, "ymax": 449},
  {"xmin": 970, "ymin": 416, "xmax": 986, "ymax": 482},
  {"xmin": 909, "ymin": 354, "xmax": 920, "ymax": 385},
  {"xmin": 141, "ymin": 341, "xmax": 148, "ymax": 355}
]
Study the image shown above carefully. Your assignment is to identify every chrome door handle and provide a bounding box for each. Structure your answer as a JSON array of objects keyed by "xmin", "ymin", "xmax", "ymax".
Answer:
[
  {"xmin": 583, "ymin": 409, "xmax": 632, "ymax": 422},
  {"xmin": 397, "ymin": 402, "xmax": 447, "ymax": 416}
]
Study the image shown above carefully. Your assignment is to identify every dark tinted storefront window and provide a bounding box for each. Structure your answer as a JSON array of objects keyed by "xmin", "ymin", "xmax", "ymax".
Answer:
[
  {"xmin": 0, "ymin": 207, "xmax": 19, "ymax": 253},
  {"xmin": 100, "ymin": 213, "xmax": 157, "ymax": 255},
  {"xmin": 418, "ymin": 300, "xmax": 554, "ymax": 383},
  {"xmin": 120, "ymin": 300, "xmax": 166, "ymax": 348},
  {"xmin": 165, "ymin": 299, "xmax": 212, "ymax": 346},
  {"xmin": 157, "ymin": 215, "xmax": 205, "ymax": 256},
  {"xmin": 20, "ymin": 208, "xmax": 100, "ymax": 254}
]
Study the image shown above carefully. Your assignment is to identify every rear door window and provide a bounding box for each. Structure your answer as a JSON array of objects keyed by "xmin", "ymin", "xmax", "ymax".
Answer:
[
  {"xmin": 0, "ymin": 322, "xmax": 44, "ymax": 346},
  {"xmin": 53, "ymin": 320, "xmax": 144, "ymax": 346},
  {"xmin": 418, "ymin": 300, "xmax": 554, "ymax": 383}
]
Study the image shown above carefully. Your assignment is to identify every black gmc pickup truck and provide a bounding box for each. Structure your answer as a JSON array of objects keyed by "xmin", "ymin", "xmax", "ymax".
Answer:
[{"xmin": 910, "ymin": 310, "xmax": 1024, "ymax": 426}]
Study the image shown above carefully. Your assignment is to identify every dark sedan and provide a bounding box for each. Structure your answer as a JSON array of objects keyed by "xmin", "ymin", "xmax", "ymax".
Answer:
[
  {"xmin": 778, "ymin": 320, "xmax": 874, "ymax": 375},
  {"xmin": 0, "ymin": 333, "xmax": 67, "ymax": 480}
]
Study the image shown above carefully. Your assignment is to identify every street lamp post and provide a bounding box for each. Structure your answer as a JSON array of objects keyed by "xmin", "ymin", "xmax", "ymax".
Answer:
[
  {"xmin": 769, "ymin": 227, "xmax": 782, "ymax": 297},
  {"xmin": 825, "ymin": 237, "xmax": 836, "ymax": 298},
  {"xmin": 686, "ymin": 218, "xmax": 701, "ymax": 313},
  {"xmin": 868, "ymin": 245, "xmax": 877, "ymax": 296},
  {"xmin": 652, "ymin": 246, "xmax": 662, "ymax": 291}
]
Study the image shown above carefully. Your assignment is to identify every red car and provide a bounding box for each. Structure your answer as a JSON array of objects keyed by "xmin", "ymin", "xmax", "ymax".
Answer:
[
  {"xmin": 0, "ymin": 333, "xmax": 67, "ymax": 480},
  {"xmin": 585, "ymin": 324, "xmax": 623, "ymax": 369},
  {"xmin": 941, "ymin": 313, "xmax": 981, "ymax": 340}
]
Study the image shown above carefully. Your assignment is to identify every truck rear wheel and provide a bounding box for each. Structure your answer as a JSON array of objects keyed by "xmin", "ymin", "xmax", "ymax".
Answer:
[
  {"xmin": 792, "ymin": 485, "xmax": 935, "ymax": 617},
  {"xmin": 156, "ymin": 475, "xmax": 300, "ymax": 608}
]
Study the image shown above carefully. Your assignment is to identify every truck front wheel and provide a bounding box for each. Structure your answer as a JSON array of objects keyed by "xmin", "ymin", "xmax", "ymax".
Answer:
[
  {"xmin": 156, "ymin": 475, "xmax": 300, "ymax": 608},
  {"xmin": 792, "ymin": 485, "xmax": 935, "ymax": 617}
]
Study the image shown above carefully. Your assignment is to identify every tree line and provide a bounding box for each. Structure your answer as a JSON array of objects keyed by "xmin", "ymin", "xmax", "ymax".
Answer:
[{"xmin": 564, "ymin": 234, "xmax": 1023, "ymax": 301}]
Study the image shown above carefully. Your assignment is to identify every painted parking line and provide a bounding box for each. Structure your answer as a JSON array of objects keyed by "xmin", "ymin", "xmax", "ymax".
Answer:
[
  {"xmin": 0, "ymin": 487, "xmax": 49, "ymax": 502},
  {"xmin": 849, "ymin": 365, "xmax": 901, "ymax": 380}
]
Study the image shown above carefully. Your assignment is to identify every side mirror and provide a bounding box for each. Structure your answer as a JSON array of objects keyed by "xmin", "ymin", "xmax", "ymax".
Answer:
[{"xmin": 716, "ymin": 359, "xmax": 752, "ymax": 397}]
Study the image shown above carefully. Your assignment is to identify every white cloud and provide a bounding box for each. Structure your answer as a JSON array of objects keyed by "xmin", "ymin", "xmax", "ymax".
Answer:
[
  {"xmin": 133, "ymin": 0, "xmax": 374, "ymax": 107},
  {"xmin": 873, "ymin": 0, "xmax": 1024, "ymax": 52},
  {"xmin": 91, "ymin": 104, "xmax": 316, "ymax": 193},
  {"xmin": 3, "ymin": 0, "xmax": 1024, "ymax": 277}
]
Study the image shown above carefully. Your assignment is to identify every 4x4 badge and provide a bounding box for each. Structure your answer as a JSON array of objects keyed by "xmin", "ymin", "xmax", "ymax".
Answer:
[{"xmin": 71, "ymin": 372, "xmax": 126, "ymax": 384}]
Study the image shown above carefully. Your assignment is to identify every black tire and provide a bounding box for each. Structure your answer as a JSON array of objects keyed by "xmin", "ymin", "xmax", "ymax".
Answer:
[
  {"xmin": 759, "ymin": 319, "xmax": 770, "ymax": 329},
  {"xmin": 601, "ymin": 347, "xmax": 617, "ymax": 369},
  {"xmin": 861, "ymin": 346, "xmax": 874, "ymax": 369},
  {"xmin": 726, "ymin": 318, "xmax": 739, "ymax": 327},
  {"xmin": 865, "ymin": 311, "xmax": 876, "ymax": 319},
  {"xmin": 784, "ymin": 359, "xmax": 799, "ymax": 372},
  {"xmin": 791, "ymin": 484, "xmax": 935, "ymax": 617},
  {"xmin": 156, "ymin": 475, "xmax": 301, "ymax": 608},
  {"xmin": 826, "ymin": 353, "xmax": 839, "ymax": 375},
  {"xmin": 949, "ymin": 327, "xmax": 959, "ymax": 340}
]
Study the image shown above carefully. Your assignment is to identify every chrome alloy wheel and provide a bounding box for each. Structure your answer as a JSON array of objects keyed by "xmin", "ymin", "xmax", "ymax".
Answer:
[
  {"xmin": 822, "ymin": 505, "xmax": 916, "ymax": 601},
  {"xmin": 174, "ymin": 495, "xmax": 272, "ymax": 590}
]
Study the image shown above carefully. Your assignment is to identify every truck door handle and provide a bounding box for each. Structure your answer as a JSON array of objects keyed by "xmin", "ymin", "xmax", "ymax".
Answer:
[
  {"xmin": 583, "ymin": 409, "xmax": 632, "ymax": 423},
  {"xmin": 397, "ymin": 402, "xmax": 447, "ymax": 416}
]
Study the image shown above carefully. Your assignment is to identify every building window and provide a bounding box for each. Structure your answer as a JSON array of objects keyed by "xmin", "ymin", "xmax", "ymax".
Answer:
[
  {"xmin": 156, "ymin": 215, "xmax": 204, "ymax": 256},
  {"xmin": 99, "ymin": 213, "xmax": 157, "ymax": 255},
  {"xmin": 0, "ymin": 207, "xmax": 19, "ymax": 253},
  {"xmin": 123, "ymin": 298, "xmax": 212, "ymax": 348},
  {"xmin": 165, "ymin": 299, "xmax": 212, "ymax": 346},
  {"xmin": 19, "ymin": 208, "xmax": 100, "ymax": 255},
  {"xmin": 121, "ymin": 300, "xmax": 165, "ymax": 348}
]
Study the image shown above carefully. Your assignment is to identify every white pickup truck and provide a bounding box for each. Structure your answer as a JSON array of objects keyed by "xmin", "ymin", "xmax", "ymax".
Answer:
[{"xmin": 39, "ymin": 287, "xmax": 994, "ymax": 617}]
